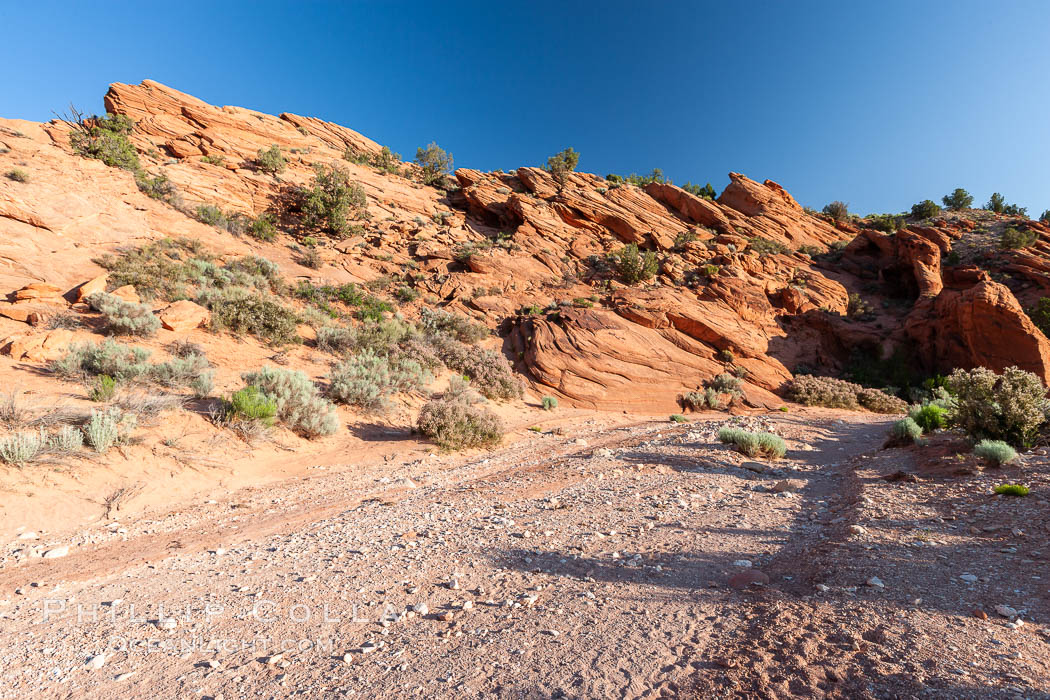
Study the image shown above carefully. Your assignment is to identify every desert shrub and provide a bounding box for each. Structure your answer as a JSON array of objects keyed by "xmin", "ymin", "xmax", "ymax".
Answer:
[
  {"xmin": 256, "ymin": 144, "xmax": 286, "ymax": 175},
  {"xmin": 0, "ymin": 429, "xmax": 46, "ymax": 466},
  {"xmin": 545, "ymin": 147, "xmax": 579, "ymax": 185},
  {"xmin": 612, "ymin": 243, "xmax": 658, "ymax": 284},
  {"xmin": 704, "ymin": 387, "xmax": 722, "ymax": 409},
  {"xmin": 942, "ymin": 188, "xmax": 974, "ymax": 211},
  {"xmin": 86, "ymin": 292, "xmax": 160, "ymax": 336},
  {"xmin": 681, "ymin": 391, "xmax": 707, "ymax": 411},
  {"xmin": 419, "ymin": 308, "xmax": 488, "ymax": 343},
  {"xmin": 190, "ymin": 372, "xmax": 214, "ymax": 399},
  {"xmin": 48, "ymin": 425, "xmax": 84, "ymax": 453},
  {"xmin": 414, "ymin": 142, "xmax": 453, "ymax": 185},
  {"xmin": 134, "ymin": 172, "xmax": 180, "ymax": 204},
  {"xmin": 241, "ymin": 366, "xmax": 338, "ymax": 438},
  {"xmin": 867, "ymin": 213, "xmax": 904, "ymax": 233},
  {"xmin": 889, "ymin": 417, "xmax": 923, "ymax": 445},
  {"xmin": 51, "ymin": 340, "xmax": 153, "ymax": 382},
  {"xmin": 541, "ymin": 396, "xmax": 558, "ymax": 411},
  {"xmin": 846, "ymin": 293, "xmax": 873, "ymax": 319},
  {"xmin": 718, "ymin": 348, "xmax": 735, "ymax": 363},
  {"xmin": 947, "ymin": 366, "xmax": 1048, "ymax": 447},
  {"xmin": 201, "ymin": 154, "xmax": 225, "ymax": 166},
  {"xmin": 857, "ymin": 388, "xmax": 907, "ymax": 414},
  {"xmin": 298, "ymin": 164, "xmax": 367, "ymax": 236},
  {"xmin": 973, "ymin": 439, "xmax": 1017, "ymax": 467},
  {"xmin": 350, "ymin": 318, "xmax": 413, "ymax": 355},
  {"xmin": 718, "ymin": 427, "xmax": 786, "ymax": 459},
  {"xmin": 247, "ymin": 213, "xmax": 277, "ymax": 241},
  {"xmin": 151, "ymin": 352, "xmax": 210, "ymax": 389},
  {"xmin": 822, "ymin": 201, "xmax": 849, "ymax": 220},
  {"xmin": 670, "ymin": 414, "xmax": 688, "ymax": 423},
  {"xmin": 908, "ymin": 402, "xmax": 949, "ymax": 432},
  {"xmin": 89, "ymin": 375, "xmax": 118, "ymax": 402},
  {"xmin": 429, "ymin": 335, "xmax": 522, "ymax": 401},
  {"xmin": 5, "ymin": 168, "xmax": 29, "ymax": 183},
  {"xmin": 316, "ymin": 326, "xmax": 356, "ymax": 355},
  {"xmin": 84, "ymin": 408, "xmax": 136, "ymax": 453},
  {"xmin": 293, "ymin": 280, "xmax": 392, "ymax": 322},
  {"xmin": 195, "ymin": 204, "xmax": 229, "ymax": 228},
  {"xmin": 994, "ymin": 483, "xmax": 1029, "ymax": 497},
  {"xmin": 624, "ymin": 168, "xmax": 669, "ymax": 186},
  {"xmin": 69, "ymin": 113, "xmax": 140, "ymax": 171},
  {"xmin": 911, "ymin": 200, "xmax": 941, "ymax": 219},
  {"xmin": 1000, "ymin": 227, "xmax": 1038, "ymax": 250},
  {"xmin": 707, "ymin": 373, "xmax": 743, "ymax": 397},
  {"xmin": 785, "ymin": 374, "xmax": 859, "ymax": 408},
  {"xmin": 197, "ymin": 287, "xmax": 299, "ymax": 346},
  {"xmin": 1041, "ymin": 210, "xmax": 1050, "ymax": 223},
  {"xmin": 227, "ymin": 386, "xmax": 277, "ymax": 426},
  {"xmin": 417, "ymin": 391, "xmax": 503, "ymax": 450},
  {"xmin": 326, "ymin": 350, "xmax": 429, "ymax": 413},
  {"xmin": 748, "ymin": 237, "xmax": 789, "ymax": 256}
]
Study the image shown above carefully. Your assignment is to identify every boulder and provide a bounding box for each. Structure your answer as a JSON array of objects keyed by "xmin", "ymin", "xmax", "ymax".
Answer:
[
  {"xmin": 158, "ymin": 300, "xmax": 210, "ymax": 332},
  {"xmin": 110, "ymin": 285, "xmax": 141, "ymax": 304},
  {"xmin": 75, "ymin": 274, "xmax": 108, "ymax": 302},
  {"xmin": 0, "ymin": 330, "xmax": 74, "ymax": 362},
  {"xmin": 13, "ymin": 283, "xmax": 62, "ymax": 302}
]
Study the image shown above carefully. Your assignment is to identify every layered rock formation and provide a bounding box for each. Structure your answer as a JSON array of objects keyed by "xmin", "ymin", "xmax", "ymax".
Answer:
[{"xmin": 2, "ymin": 79, "xmax": 1049, "ymax": 411}]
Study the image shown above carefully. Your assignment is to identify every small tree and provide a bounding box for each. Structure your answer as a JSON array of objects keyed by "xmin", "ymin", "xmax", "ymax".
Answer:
[
  {"xmin": 942, "ymin": 188, "xmax": 974, "ymax": 210},
  {"xmin": 256, "ymin": 144, "xmax": 286, "ymax": 175},
  {"xmin": 822, "ymin": 201, "xmax": 849, "ymax": 220},
  {"xmin": 612, "ymin": 244, "xmax": 658, "ymax": 284},
  {"xmin": 298, "ymin": 164, "xmax": 367, "ymax": 236},
  {"xmin": 682, "ymin": 182, "xmax": 716, "ymax": 199},
  {"xmin": 544, "ymin": 147, "xmax": 579, "ymax": 186},
  {"xmin": 1040, "ymin": 210, "xmax": 1050, "ymax": 222},
  {"xmin": 414, "ymin": 142, "xmax": 453, "ymax": 185},
  {"xmin": 911, "ymin": 199, "xmax": 941, "ymax": 219}
]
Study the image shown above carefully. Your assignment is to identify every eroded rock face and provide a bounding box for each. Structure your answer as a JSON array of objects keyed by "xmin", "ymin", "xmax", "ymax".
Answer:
[{"xmin": 3, "ymin": 79, "xmax": 1049, "ymax": 412}]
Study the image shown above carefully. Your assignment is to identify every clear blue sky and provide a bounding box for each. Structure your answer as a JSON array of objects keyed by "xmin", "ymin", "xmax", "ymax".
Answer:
[{"xmin": 2, "ymin": 1, "xmax": 1049, "ymax": 216}]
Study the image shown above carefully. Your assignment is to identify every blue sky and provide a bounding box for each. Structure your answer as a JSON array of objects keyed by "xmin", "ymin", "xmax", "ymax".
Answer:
[{"xmin": 2, "ymin": 1, "xmax": 1048, "ymax": 216}]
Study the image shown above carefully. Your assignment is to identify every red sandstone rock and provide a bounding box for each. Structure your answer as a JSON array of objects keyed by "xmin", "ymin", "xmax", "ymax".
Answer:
[{"xmin": 158, "ymin": 300, "xmax": 210, "ymax": 332}]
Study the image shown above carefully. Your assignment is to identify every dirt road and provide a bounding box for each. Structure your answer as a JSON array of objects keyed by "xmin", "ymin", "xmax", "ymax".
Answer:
[{"xmin": 1, "ymin": 411, "xmax": 1048, "ymax": 699}]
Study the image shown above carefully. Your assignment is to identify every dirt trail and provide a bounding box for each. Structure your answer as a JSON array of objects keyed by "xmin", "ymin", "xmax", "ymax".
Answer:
[{"xmin": 1, "ymin": 411, "xmax": 1048, "ymax": 699}]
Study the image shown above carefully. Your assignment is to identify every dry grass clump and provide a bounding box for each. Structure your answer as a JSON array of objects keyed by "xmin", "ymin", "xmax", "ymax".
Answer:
[
  {"xmin": 417, "ymin": 379, "xmax": 503, "ymax": 450},
  {"xmin": 784, "ymin": 374, "xmax": 904, "ymax": 414}
]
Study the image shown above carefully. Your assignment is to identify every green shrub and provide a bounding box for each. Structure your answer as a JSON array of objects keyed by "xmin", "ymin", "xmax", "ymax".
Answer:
[
  {"xmin": 89, "ymin": 375, "xmax": 117, "ymax": 402},
  {"xmin": 717, "ymin": 348, "xmax": 735, "ymax": 363},
  {"xmin": 1041, "ymin": 210, "xmax": 1050, "ymax": 223},
  {"xmin": 889, "ymin": 417, "xmax": 923, "ymax": 445},
  {"xmin": 298, "ymin": 164, "xmax": 367, "ymax": 236},
  {"xmin": 69, "ymin": 113, "xmax": 140, "ymax": 171},
  {"xmin": 241, "ymin": 366, "xmax": 339, "ymax": 438},
  {"xmin": 822, "ymin": 201, "xmax": 849, "ymax": 220},
  {"xmin": 256, "ymin": 144, "xmax": 286, "ymax": 175},
  {"xmin": 419, "ymin": 308, "xmax": 488, "ymax": 343},
  {"xmin": 942, "ymin": 188, "xmax": 974, "ymax": 210},
  {"xmin": 1000, "ymin": 227, "xmax": 1038, "ymax": 250},
  {"xmin": 911, "ymin": 200, "xmax": 942, "ymax": 219},
  {"xmin": 227, "ymin": 386, "xmax": 277, "ymax": 426},
  {"xmin": 51, "ymin": 340, "xmax": 153, "ymax": 382},
  {"xmin": 247, "ymin": 213, "xmax": 277, "ymax": 241},
  {"xmin": 315, "ymin": 326, "xmax": 355, "ymax": 355},
  {"xmin": 707, "ymin": 373, "xmax": 743, "ymax": 398},
  {"xmin": 201, "ymin": 154, "xmax": 225, "ymax": 166},
  {"xmin": 681, "ymin": 391, "xmax": 707, "ymax": 411},
  {"xmin": 326, "ymin": 350, "xmax": 429, "ymax": 413},
  {"xmin": 670, "ymin": 413, "xmax": 688, "ymax": 423},
  {"xmin": 5, "ymin": 168, "xmax": 29, "ymax": 183},
  {"xmin": 417, "ymin": 391, "xmax": 503, "ymax": 450},
  {"xmin": 134, "ymin": 171, "xmax": 180, "ymax": 204},
  {"xmin": 541, "ymin": 396, "xmax": 558, "ymax": 411},
  {"xmin": 197, "ymin": 287, "xmax": 299, "ymax": 346},
  {"xmin": 718, "ymin": 427, "xmax": 786, "ymax": 459},
  {"xmin": 1027, "ymin": 297, "xmax": 1050, "ymax": 338},
  {"xmin": 947, "ymin": 366, "xmax": 1047, "ymax": 447},
  {"xmin": 195, "ymin": 204, "xmax": 229, "ymax": 228},
  {"xmin": 612, "ymin": 243, "xmax": 658, "ymax": 284},
  {"xmin": 87, "ymin": 292, "xmax": 161, "ymax": 336},
  {"xmin": 973, "ymin": 439, "xmax": 1017, "ymax": 467},
  {"xmin": 414, "ymin": 142, "xmax": 453, "ymax": 186},
  {"xmin": 994, "ymin": 483, "xmax": 1029, "ymax": 497},
  {"xmin": 908, "ymin": 403, "xmax": 948, "ymax": 432},
  {"xmin": 0, "ymin": 429, "xmax": 46, "ymax": 466},
  {"xmin": 190, "ymin": 371, "xmax": 214, "ymax": 399},
  {"xmin": 544, "ymin": 147, "xmax": 579, "ymax": 185}
]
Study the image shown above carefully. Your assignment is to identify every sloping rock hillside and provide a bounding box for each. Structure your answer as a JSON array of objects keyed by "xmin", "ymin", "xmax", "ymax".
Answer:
[{"xmin": 2, "ymin": 79, "xmax": 1050, "ymax": 414}]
